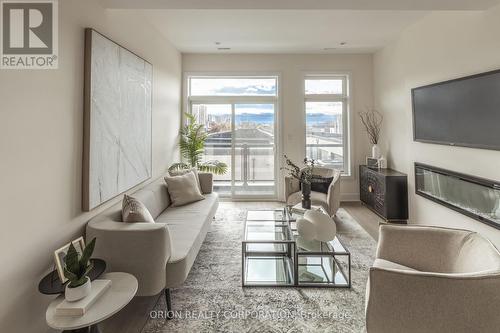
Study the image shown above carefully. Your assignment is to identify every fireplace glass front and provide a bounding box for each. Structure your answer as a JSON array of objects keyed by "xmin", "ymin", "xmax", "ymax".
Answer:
[{"xmin": 415, "ymin": 163, "xmax": 500, "ymax": 229}]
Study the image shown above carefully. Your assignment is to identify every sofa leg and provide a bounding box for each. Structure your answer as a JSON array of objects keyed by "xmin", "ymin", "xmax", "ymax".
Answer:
[{"xmin": 165, "ymin": 288, "xmax": 173, "ymax": 319}]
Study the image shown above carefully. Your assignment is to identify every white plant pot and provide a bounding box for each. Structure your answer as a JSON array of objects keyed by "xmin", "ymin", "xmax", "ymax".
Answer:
[
  {"xmin": 371, "ymin": 144, "xmax": 381, "ymax": 159},
  {"xmin": 65, "ymin": 277, "xmax": 91, "ymax": 302}
]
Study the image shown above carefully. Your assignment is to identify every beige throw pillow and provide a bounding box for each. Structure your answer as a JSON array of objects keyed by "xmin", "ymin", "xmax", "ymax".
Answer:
[
  {"xmin": 169, "ymin": 167, "xmax": 201, "ymax": 191},
  {"xmin": 122, "ymin": 195, "xmax": 155, "ymax": 223},
  {"xmin": 164, "ymin": 171, "xmax": 205, "ymax": 207}
]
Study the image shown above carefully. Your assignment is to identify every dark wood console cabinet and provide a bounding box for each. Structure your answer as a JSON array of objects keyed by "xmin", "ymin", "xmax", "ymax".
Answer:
[{"xmin": 359, "ymin": 165, "xmax": 408, "ymax": 222}]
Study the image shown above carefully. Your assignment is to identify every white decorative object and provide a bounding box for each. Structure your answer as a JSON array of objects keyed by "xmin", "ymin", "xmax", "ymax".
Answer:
[
  {"xmin": 65, "ymin": 277, "xmax": 91, "ymax": 302},
  {"xmin": 371, "ymin": 144, "xmax": 381, "ymax": 159},
  {"xmin": 57, "ymin": 279, "xmax": 111, "ymax": 316},
  {"xmin": 83, "ymin": 29, "xmax": 153, "ymax": 211},
  {"xmin": 296, "ymin": 217, "xmax": 316, "ymax": 241},
  {"xmin": 378, "ymin": 156, "xmax": 387, "ymax": 169},
  {"xmin": 304, "ymin": 210, "xmax": 337, "ymax": 242}
]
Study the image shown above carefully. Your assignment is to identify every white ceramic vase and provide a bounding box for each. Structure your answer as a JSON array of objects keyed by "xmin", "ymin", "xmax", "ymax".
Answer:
[
  {"xmin": 304, "ymin": 210, "xmax": 337, "ymax": 242},
  {"xmin": 372, "ymin": 144, "xmax": 381, "ymax": 159},
  {"xmin": 296, "ymin": 217, "xmax": 316, "ymax": 241},
  {"xmin": 65, "ymin": 277, "xmax": 91, "ymax": 302}
]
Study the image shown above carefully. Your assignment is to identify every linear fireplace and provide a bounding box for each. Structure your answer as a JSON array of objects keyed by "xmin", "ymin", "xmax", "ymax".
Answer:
[{"xmin": 415, "ymin": 163, "xmax": 500, "ymax": 229}]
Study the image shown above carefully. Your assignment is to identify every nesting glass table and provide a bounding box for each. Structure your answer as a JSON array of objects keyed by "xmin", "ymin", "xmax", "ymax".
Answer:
[{"xmin": 242, "ymin": 206, "xmax": 351, "ymax": 288}]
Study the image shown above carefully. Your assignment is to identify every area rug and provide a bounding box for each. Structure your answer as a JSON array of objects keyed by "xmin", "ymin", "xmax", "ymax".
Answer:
[{"xmin": 141, "ymin": 202, "xmax": 377, "ymax": 333}]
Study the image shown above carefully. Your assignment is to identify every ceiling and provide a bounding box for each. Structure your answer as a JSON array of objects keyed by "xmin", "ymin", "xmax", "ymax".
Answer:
[
  {"xmin": 103, "ymin": 0, "xmax": 500, "ymax": 11},
  {"xmin": 102, "ymin": 1, "xmax": 500, "ymax": 54}
]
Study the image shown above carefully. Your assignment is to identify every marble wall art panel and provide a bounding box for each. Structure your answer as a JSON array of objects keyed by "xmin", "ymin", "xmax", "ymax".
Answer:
[{"xmin": 83, "ymin": 29, "xmax": 152, "ymax": 211}]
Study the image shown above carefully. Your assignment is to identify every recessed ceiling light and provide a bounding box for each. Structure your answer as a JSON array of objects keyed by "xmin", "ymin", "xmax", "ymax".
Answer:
[{"xmin": 217, "ymin": 47, "xmax": 231, "ymax": 51}]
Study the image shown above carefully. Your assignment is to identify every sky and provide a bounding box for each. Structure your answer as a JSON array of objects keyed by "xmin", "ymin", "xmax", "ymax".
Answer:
[{"xmin": 190, "ymin": 78, "xmax": 343, "ymax": 115}]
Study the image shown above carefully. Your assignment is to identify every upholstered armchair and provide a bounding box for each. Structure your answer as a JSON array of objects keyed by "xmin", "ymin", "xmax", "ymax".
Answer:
[
  {"xmin": 366, "ymin": 224, "xmax": 500, "ymax": 333},
  {"xmin": 284, "ymin": 166, "xmax": 341, "ymax": 216}
]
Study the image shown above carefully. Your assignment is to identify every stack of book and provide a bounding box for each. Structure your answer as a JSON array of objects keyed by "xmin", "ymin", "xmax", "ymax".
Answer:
[{"xmin": 55, "ymin": 279, "xmax": 111, "ymax": 317}]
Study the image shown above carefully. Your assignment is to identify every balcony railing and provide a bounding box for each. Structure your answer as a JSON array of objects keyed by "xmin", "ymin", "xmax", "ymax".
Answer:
[
  {"xmin": 204, "ymin": 142, "xmax": 275, "ymax": 194},
  {"xmin": 306, "ymin": 143, "xmax": 344, "ymax": 170}
]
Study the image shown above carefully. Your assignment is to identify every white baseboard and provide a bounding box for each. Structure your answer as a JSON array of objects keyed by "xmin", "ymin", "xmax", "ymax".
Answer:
[{"xmin": 341, "ymin": 192, "xmax": 360, "ymax": 202}]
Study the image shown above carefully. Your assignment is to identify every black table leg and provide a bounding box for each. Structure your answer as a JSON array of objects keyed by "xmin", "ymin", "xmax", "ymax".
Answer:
[{"xmin": 165, "ymin": 288, "xmax": 173, "ymax": 320}]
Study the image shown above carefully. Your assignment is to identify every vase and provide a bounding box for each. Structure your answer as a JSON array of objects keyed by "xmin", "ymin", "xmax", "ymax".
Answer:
[
  {"xmin": 304, "ymin": 210, "xmax": 337, "ymax": 242},
  {"xmin": 301, "ymin": 182, "xmax": 311, "ymax": 209},
  {"xmin": 371, "ymin": 144, "xmax": 381, "ymax": 159},
  {"xmin": 65, "ymin": 277, "xmax": 91, "ymax": 302}
]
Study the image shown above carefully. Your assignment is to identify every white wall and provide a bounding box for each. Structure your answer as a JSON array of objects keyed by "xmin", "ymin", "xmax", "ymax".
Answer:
[
  {"xmin": 183, "ymin": 53, "xmax": 374, "ymax": 200},
  {"xmin": 374, "ymin": 5, "xmax": 500, "ymax": 245},
  {"xmin": 0, "ymin": 1, "xmax": 181, "ymax": 332}
]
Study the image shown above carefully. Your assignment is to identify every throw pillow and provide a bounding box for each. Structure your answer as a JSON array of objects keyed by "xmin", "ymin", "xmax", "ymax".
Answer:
[
  {"xmin": 122, "ymin": 195, "xmax": 155, "ymax": 223},
  {"xmin": 168, "ymin": 167, "xmax": 201, "ymax": 191},
  {"xmin": 310, "ymin": 175, "xmax": 333, "ymax": 194},
  {"xmin": 164, "ymin": 170, "xmax": 205, "ymax": 207}
]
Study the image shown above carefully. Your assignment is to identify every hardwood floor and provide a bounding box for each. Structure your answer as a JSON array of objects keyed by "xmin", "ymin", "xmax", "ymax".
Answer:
[
  {"xmin": 342, "ymin": 201, "xmax": 384, "ymax": 241},
  {"xmin": 99, "ymin": 201, "xmax": 380, "ymax": 333}
]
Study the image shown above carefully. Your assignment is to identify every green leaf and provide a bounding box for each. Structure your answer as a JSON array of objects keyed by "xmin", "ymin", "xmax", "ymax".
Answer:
[
  {"xmin": 82, "ymin": 262, "xmax": 94, "ymax": 278},
  {"xmin": 69, "ymin": 276, "xmax": 89, "ymax": 288},
  {"xmin": 79, "ymin": 238, "xmax": 96, "ymax": 267},
  {"xmin": 199, "ymin": 161, "xmax": 228, "ymax": 175},
  {"xmin": 63, "ymin": 267, "xmax": 78, "ymax": 281},
  {"xmin": 65, "ymin": 242, "xmax": 80, "ymax": 275},
  {"xmin": 168, "ymin": 162, "xmax": 190, "ymax": 172}
]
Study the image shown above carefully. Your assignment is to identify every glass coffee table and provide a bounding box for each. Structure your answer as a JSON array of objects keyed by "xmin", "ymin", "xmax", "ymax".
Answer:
[{"xmin": 242, "ymin": 207, "xmax": 351, "ymax": 288}]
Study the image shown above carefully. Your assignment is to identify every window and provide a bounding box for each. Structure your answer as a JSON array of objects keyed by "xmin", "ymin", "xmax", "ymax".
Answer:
[
  {"xmin": 190, "ymin": 77, "xmax": 277, "ymax": 96},
  {"xmin": 304, "ymin": 75, "xmax": 350, "ymax": 174},
  {"xmin": 186, "ymin": 75, "xmax": 279, "ymax": 198}
]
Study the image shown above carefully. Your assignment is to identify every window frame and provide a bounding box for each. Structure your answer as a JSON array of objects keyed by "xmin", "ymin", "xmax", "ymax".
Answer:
[
  {"xmin": 183, "ymin": 72, "xmax": 282, "ymax": 199},
  {"xmin": 303, "ymin": 73, "xmax": 352, "ymax": 177}
]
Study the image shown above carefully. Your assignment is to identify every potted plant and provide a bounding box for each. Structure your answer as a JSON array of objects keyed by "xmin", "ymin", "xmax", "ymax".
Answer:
[
  {"xmin": 63, "ymin": 238, "xmax": 96, "ymax": 302},
  {"xmin": 282, "ymin": 155, "xmax": 316, "ymax": 209},
  {"xmin": 169, "ymin": 113, "xmax": 227, "ymax": 175},
  {"xmin": 359, "ymin": 109, "xmax": 383, "ymax": 159}
]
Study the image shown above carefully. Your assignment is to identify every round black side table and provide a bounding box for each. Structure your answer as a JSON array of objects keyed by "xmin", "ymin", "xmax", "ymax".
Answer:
[{"xmin": 38, "ymin": 258, "xmax": 106, "ymax": 295}]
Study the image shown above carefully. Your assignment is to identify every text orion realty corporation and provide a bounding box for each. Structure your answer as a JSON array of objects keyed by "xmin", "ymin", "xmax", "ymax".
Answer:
[{"xmin": 1, "ymin": 0, "xmax": 58, "ymax": 69}]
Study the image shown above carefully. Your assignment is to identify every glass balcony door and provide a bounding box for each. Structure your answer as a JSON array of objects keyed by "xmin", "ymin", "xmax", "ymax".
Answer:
[
  {"xmin": 233, "ymin": 104, "xmax": 275, "ymax": 197},
  {"xmin": 191, "ymin": 102, "xmax": 277, "ymax": 199}
]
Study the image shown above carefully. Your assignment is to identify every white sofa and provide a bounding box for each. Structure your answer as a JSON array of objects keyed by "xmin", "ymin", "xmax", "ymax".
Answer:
[
  {"xmin": 366, "ymin": 224, "xmax": 500, "ymax": 333},
  {"xmin": 86, "ymin": 172, "xmax": 218, "ymax": 306}
]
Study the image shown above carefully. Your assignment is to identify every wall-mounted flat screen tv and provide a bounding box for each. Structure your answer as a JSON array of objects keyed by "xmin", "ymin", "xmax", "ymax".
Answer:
[{"xmin": 412, "ymin": 69, "xmax": 500, "ymax": 151}]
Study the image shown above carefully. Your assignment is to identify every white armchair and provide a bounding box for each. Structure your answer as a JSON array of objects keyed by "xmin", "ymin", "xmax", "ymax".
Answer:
[
  {"xmin": 366, "ymin": 224, "xmax": 500, "ymax": 333},
  {"xmin": 285, "ymin": 166, "xmax": 341, "ymax": 216}
]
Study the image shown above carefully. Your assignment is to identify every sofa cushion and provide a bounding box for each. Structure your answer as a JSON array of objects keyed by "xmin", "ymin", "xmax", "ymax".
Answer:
[
  {"xmin": 122, "ymin": 195, "xmax": 155, "ymax": 223},
  {"xmin": 169, "ymin": 167, "xmax": 201, "ymax": 190},
  {"xmin": 155, "ymin": 193, "xmax": 219, "ymax": 287},
  {"xmin": 373, "ymin": 258, "xmax": 418, "ymax": 272},
  {"xmin": 132, "ymin": 180, "xmax": 171, "ymax": 220},
  {"xmin": 164, "ymin": 171, "xmax": 205, "ymax": 207},
  {"xmin": 310, "ymin": 175, "xmax": 333, "ymax": 194},
  {"xmin": 287, "ymin": 191, "xmax": 329, "ymax": 212}
]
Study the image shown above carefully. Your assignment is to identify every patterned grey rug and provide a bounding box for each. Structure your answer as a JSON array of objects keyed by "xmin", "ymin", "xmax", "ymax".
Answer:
[{"xmin": 142, "ymin": 203, "xmax": 376, "ymax": 333}]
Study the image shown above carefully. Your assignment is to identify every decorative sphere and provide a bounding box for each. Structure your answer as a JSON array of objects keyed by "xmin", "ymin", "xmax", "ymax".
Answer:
[
  {"xmin": 296, "ymin": 217, "xmax": 315, "ymax": 241},
  {"xmin": 304, "ymin": 210, "xmax": 337, "ymax": 242}
]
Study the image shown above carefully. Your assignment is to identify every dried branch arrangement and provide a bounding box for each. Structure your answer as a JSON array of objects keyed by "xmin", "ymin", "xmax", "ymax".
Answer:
[{"xmin": 359, "ymin": 109, "xmax": 383, "ymax": 144}]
